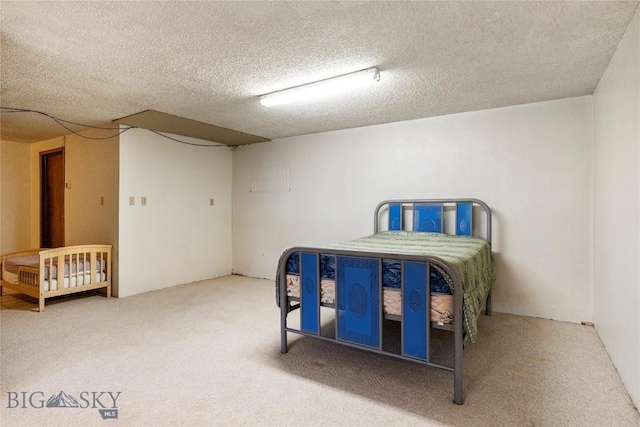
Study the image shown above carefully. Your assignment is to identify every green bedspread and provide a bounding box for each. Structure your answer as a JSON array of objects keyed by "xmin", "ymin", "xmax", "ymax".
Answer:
[{"xmin": 276, "ymin": 231, "xmax": 495, "ymax": 343}]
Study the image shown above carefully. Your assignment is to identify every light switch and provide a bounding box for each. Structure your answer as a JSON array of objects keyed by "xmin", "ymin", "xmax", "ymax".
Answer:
[
  {"xmin": 129, "ymin": 196, "xmax": 135, "ymax": 206},
  {"xmin": 141, "ymin": 196, "xmax": 147, "ymax": 206},
  {"xmin": 210, "ymin": 198, "xmax": 214, "ymax": 206}
]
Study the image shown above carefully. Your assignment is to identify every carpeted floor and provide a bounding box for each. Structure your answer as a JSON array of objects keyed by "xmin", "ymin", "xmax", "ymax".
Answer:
[{"xmin": 1, "ymin": 275, "xmax": 638, "ymax": 426}]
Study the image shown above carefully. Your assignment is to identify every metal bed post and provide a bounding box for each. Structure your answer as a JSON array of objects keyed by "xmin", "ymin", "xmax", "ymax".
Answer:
[
  {"xmin": 481, "ymin": 199, "xmax": 493, "ymax": 317},
  {"xmin": 451, "ymin": 267, "xmax": 465, "ymax": 405},
  {"xmin": 280, "ymin": 253, "xmax": 290, "ymax": 354}
]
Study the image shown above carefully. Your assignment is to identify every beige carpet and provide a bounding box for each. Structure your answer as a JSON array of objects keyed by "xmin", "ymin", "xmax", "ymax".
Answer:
[{"xmin": 1, "ymin": 275, "xmax": 638, "ymax": 427}]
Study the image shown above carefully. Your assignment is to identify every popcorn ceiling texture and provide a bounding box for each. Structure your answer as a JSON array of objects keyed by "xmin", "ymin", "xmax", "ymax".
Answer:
[{"xmin": 1, "ymin": 1, "xmax": 638, "ymax": 143}]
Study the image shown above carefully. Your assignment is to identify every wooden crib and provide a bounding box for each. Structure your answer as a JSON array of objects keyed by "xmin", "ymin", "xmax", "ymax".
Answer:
[{"xmin": 0, "ymin": 244, "xmax": 112, "ymax": 311}]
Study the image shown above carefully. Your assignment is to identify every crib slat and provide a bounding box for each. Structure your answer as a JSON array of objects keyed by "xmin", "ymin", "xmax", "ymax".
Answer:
[
  {"xmin": 90, "ymin": 251, "xmax": 97, "ymax": 284},
  {"xmin": 58, "ymin": 254, "xmax": 65, "ymax": 290},
  {"xmin": 80, "ymin": 251, "xmax": 85, "ymax": 286},
  {"xmin": 79, "ymin": 251, "xmax": 85, "ymax": 286},
  {"xmin": 71, "ymin": 252, "xmax": 77, "ymax": 287}
]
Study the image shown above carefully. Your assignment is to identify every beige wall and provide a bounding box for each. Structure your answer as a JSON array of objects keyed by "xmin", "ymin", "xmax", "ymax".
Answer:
[
  {"xmin": 64, "ymin": 132, "xmax": 119, "ymax": 247},
  {"xmin": 1, "ymin": 140, "xmax": 31, "ymax": 253},
  {"xmin": 63, "ymin": 130, "xmax": 119, "ymax": 293},
  {"xmin": 28, "ymin": 130, "xmax": 119, "ymax": 246},
  {"xmin": 593, "ymin": 7, "xmax": 640, "ymax": 408},
  {"xmin": 25, "ymin": 130, "xmax": 120, "ymax": 290}
]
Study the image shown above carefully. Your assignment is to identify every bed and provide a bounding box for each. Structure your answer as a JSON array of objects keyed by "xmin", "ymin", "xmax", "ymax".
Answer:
[
  {"xmin": 276, "ymin": 199, "xmax": 495, "ymax": 404},
  {"xmin": 1, "ymin": 244, "xmax": 112, "ymax": 312}
]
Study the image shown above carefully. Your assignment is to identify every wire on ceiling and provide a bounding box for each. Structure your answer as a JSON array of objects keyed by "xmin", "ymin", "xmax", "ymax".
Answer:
[
  {"xmin": 0, "ymin": 107, "xmax": 229, "ymax": 147},
  {"xmin": 147, "ymin": 129, "xmax": 229, "ymax": 148}
]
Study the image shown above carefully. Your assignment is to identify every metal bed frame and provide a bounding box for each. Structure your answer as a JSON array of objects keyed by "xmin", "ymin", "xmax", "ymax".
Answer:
[{"xmin": 278, "ymin": 199, "xmax": 492, "ymax": 405}]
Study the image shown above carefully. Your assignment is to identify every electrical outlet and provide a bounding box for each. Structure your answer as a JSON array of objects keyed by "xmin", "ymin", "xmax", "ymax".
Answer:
[
  {"xmin": 141, "ymin": 196, "xmax": 147, "ymax": 206},
  {"xmin": 129, "ymin": 196, "xmax": 135, "ymax": 206}
]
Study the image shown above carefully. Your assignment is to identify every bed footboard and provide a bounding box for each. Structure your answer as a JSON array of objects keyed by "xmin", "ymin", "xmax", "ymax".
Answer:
[
  {"xmin": 278, "ymin": 248, "xmax": 466, "ymax": 404},
  {"xmin": 36, "ymin": 245, "xmax": 112, "ymax": 311},
  {"xmin": 277, "ymin": 199, "xmax": 494, "ymax": 405}
]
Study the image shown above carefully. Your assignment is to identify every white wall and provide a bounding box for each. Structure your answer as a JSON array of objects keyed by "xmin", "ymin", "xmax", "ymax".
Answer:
[
  {"xmin": 593, "ymin": 8, "xmax": 640, "ymax": 408},
  {"xmin": 118, "ymin": 128, "xmax": 232, "ymax": 298},
  {"xmin": 1, "ymin": 140, "xmax": 31, "ymax": 253},
  {"xmin": 233, "ymin": 96, "xmax": 594, "ymax": 324}
]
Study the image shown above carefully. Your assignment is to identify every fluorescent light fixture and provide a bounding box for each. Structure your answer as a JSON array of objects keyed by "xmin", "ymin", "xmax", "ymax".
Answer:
[{"xmin": 259, "ymin": 67, "xmax": 380, "ymax": 107}]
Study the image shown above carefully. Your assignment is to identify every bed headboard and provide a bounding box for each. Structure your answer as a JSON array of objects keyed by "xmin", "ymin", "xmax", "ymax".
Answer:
[{"xmin": 374, "ymin": 198, "xmax": 492, "ymax": 243}]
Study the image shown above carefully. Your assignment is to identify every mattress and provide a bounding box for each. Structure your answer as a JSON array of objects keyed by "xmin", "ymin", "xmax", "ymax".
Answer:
[
  {"xmin": 1, "ymin": 267, "xmax": 18, "ymax": 286},
  {"xmin": 285, "ymin": 274, "xmax": 454, "ymax": 323},
  {"xmin": 277, "ymin": 231, "xmax": 494, "ymax": 342},
  {"xmin": 285, "ymin": 252, "xmax": 451, "ymax": 293},
  {"xmin": 44, "ymin": 273, "xmax": 107, "ymax": 291},
  {"xmin": 4, "ymin": 254, "xmax": 39, "ymax": 275}
]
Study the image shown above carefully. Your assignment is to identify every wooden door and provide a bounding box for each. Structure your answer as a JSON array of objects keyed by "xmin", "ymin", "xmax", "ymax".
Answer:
[{"xmin": 41, "ymin": 149, "xmax": 65, "ymax": 248}]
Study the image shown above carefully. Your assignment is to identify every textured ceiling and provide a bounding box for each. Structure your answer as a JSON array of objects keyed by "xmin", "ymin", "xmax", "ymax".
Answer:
[{"xmin": 1, "ymin": 1, "xmax": 638, "ymax": 144}]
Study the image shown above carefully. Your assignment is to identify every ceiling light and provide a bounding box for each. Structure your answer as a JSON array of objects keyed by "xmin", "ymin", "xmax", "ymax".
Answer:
[{"xmin": 259, "ymin": 67, "xmax": 381, "ymax": 107}]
